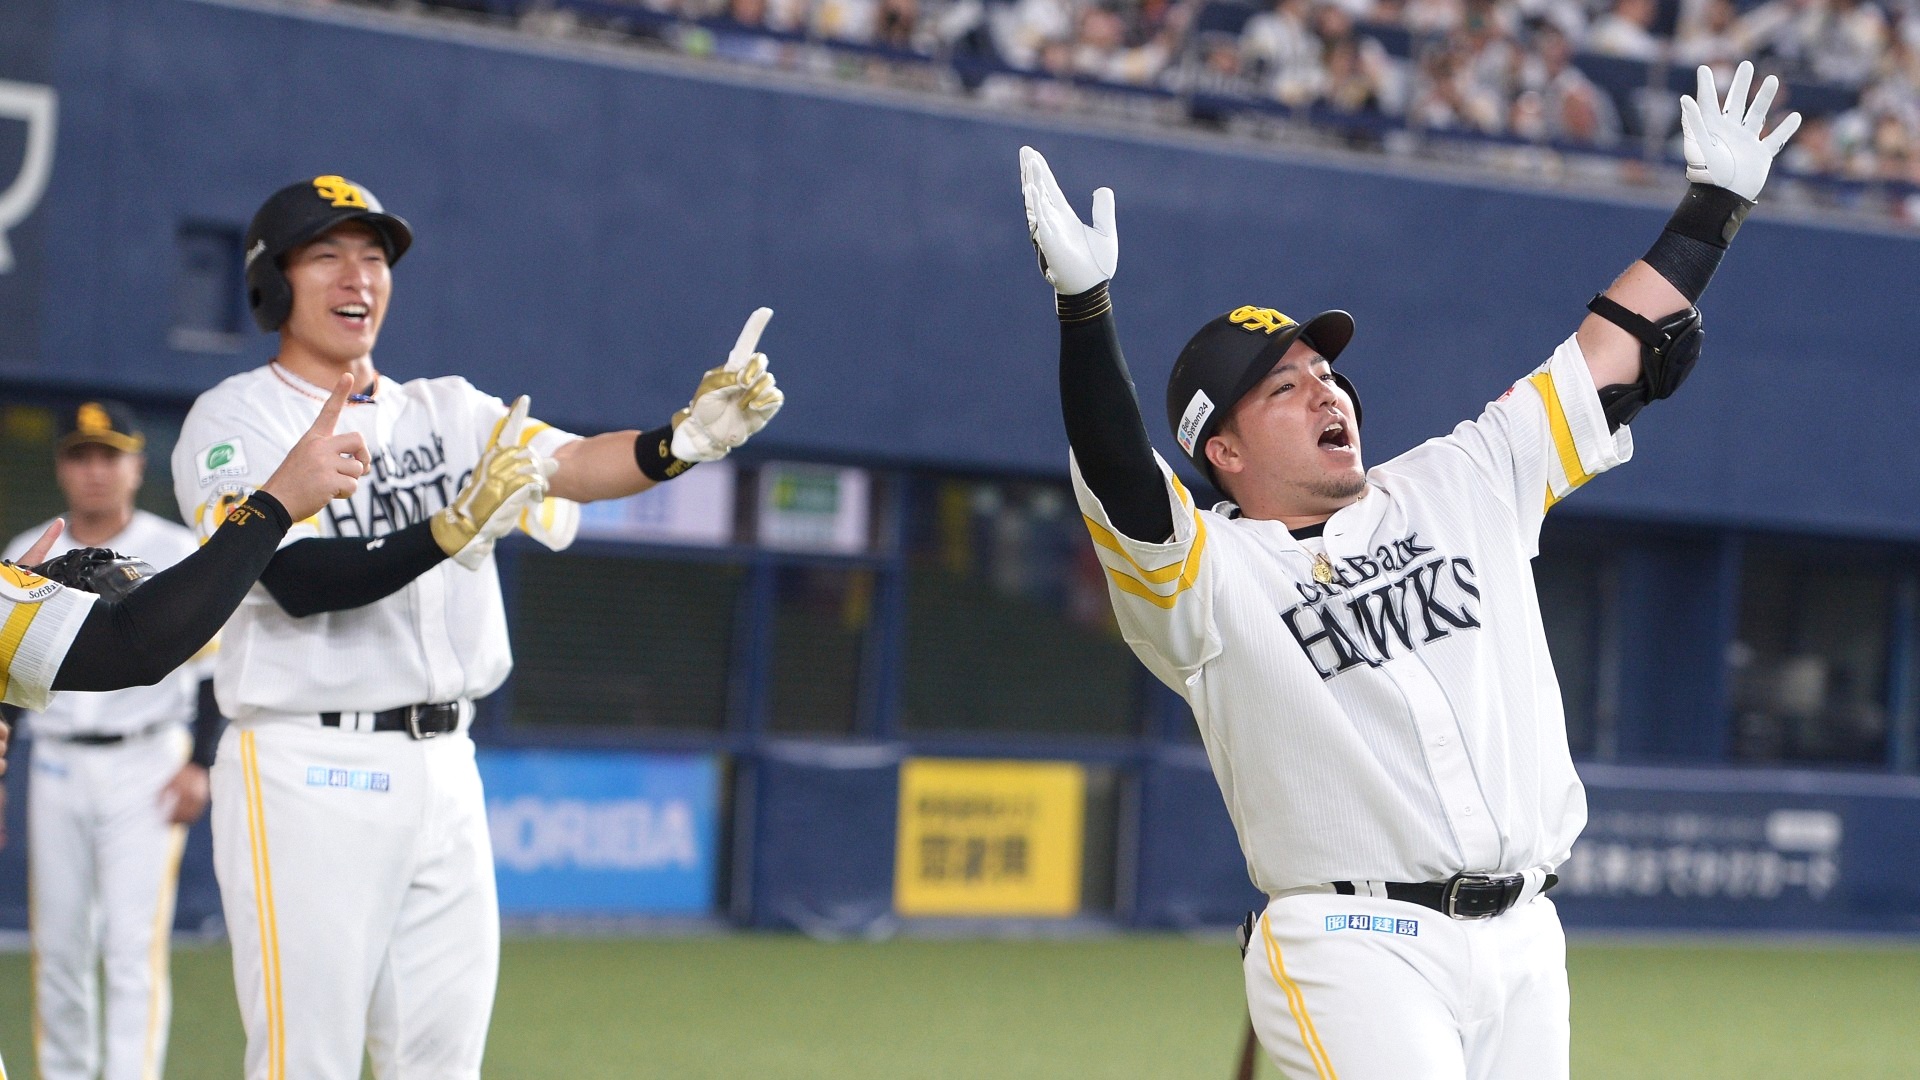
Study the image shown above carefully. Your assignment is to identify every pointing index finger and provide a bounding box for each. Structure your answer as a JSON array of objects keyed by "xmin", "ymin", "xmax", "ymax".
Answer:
[
  {"xmin": 727, "ymin": 308, "xmax": 774, "ymax": 372},
  {"xmin": 311, "ymin": 372, "xmax": 355, "ymax": 436},
  {"xmin": 20, "ymin": 518, "xmax": 64, "ymax": 566}
]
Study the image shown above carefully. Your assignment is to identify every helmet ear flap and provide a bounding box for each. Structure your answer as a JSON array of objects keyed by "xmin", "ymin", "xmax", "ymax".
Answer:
[
  {"xmin": 247, "ymin": 257, "xmax": 293, "ymax": 333},
  {"xmin": 1332, "ymin": 370, "xmax": 1363, "ymax": 428}
]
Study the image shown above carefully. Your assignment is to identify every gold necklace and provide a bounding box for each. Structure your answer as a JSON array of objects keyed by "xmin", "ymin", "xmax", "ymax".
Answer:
[{"xmin": 1312, "ymin": 553, "xmax": 1335, "ymax": 584}]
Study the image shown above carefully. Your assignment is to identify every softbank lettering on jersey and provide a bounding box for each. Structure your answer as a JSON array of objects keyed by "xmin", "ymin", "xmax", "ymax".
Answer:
[
  {"xmin": 325, "ymin": 434, "xmax": 473, "ymax": 538},
  {"xmin": 1278, "ymin": 531, "xmax": 1482, "ymax": 680}
]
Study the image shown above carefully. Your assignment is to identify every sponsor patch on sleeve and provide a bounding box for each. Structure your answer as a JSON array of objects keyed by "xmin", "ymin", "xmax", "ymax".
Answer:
[
  {"xmin": 0, "ymin": 563, "xmax": 62, "ymax": 603},
  {"xmin": 196, "ymin": 437, "xmax": 250, "ymax": 487}
]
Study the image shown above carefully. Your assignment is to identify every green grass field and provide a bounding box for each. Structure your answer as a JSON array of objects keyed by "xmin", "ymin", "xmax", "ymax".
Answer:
[{"xmin": 0, "ymin": 935, "xmax": 1914, "ymax": 1078}]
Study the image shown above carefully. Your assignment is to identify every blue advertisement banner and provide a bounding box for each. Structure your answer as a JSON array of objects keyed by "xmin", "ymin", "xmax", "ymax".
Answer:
[
  {"xmin": 478, "ymin": 749, "xmax": 721, "ymax": 917},
  {"xmin": 1556, "ymin": 765, "xmax": 1920, "ymax": 933}
]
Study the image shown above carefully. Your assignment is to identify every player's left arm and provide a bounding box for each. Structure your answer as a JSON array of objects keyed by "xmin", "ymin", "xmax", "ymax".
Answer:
[
  {"xmin": 544, "ymin": 308, "xmax": 786, "ymax": 503},
  {"xmin": 1575, "ymin": 61, "xmax": 1799, "ymax": 426}
]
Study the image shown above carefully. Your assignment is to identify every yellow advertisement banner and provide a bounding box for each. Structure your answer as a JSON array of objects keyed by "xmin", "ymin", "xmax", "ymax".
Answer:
[{"xmin": 894, "ymin": 758, "xmax": 1086, "ymax": 917}]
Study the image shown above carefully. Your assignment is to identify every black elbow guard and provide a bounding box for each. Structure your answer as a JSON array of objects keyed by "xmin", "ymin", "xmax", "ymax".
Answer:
[{"xmin": 1587, "ymin": 294, "xmax": 1704, "ymax": 432}]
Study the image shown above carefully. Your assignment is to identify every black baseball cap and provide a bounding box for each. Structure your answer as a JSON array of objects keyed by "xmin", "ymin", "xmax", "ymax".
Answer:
[
  {"xmin": 1164, "ymin": 305, "xmax": 1358, "ymax": 484},
  {"xmin": 57, "ymin": 399, "xmax": 145, "ymax": 455}
]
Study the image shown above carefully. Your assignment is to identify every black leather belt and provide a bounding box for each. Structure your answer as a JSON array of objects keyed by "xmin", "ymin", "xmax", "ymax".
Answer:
[
  {"xmin": 1333, "ymin": 871, "xmax": 1557, "ymax": 920},
  {"xmin": 319, "ymin": 702, "xmax": 462, "ymax": 740},
  {"xmin": 48, "ymin": 719, "xmax": 179, "ymax": 746}
]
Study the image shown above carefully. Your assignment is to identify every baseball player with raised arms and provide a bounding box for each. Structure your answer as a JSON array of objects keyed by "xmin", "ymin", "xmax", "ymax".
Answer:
[
  {"xmin": 0, "ymin": 375, "xmax": 370, "ymax": 1080},
  {"xmin": 1021, "ymin": 63, "xmax": 1796, "ymax": 1078},
  {"xmin": 1, "ymin": 401, "xmax": 230, "ymax": 1080},
  {"xmin": 171, "ymin": 174, "xmax": 783, "ymax": 1080}
]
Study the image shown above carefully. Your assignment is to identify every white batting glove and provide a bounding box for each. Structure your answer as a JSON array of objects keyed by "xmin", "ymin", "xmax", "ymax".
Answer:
[
  {"xmin": 1019, "ymin": 146, "xmax": 1117, "ymax": 295},
  {"xmin": 671, "ymin": 307, "xmax": 784, "ymax": 463},
  {"xmin": 1680, "ymin": 61, "xmax": 1802, "ymax": 202}
]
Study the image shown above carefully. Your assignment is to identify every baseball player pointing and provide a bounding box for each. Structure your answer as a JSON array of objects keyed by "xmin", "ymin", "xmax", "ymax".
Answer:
[
  {"xmin": 171, "ymin": 175, "xmax": 782, "ymax": 1080},
  {"xmin": 1022, "ymin": 63, "xmax": 1796, "ymax": 1079}
]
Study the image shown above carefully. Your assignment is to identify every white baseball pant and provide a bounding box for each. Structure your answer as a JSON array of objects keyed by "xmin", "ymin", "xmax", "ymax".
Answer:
[
  {"xmin": 29, "ymin": 727, "xmax": 191, "ymax": 1080},
  {"xmin": 211, "ymin": 724, "xmax": 499, "ymax": 1080},
  {"xmin": 1243, "ymin": 891, "xmax": 1570, "ymax": 1080}
]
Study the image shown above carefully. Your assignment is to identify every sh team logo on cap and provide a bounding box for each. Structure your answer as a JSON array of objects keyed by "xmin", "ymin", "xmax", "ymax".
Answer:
[
  {"xmin": 1228, "ymin": 306, "xmax": 1297, "ymax": 335},
  {"xmin": 312, "ymin": 175, "xmax": 370, "ymax": 210}
]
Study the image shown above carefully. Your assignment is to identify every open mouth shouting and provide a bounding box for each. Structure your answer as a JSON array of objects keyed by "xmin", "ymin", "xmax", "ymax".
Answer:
[
  {"xmin": 1318, "ymin": 416, "xmax": 1354, "ymax": 455},
  {"xmin": 332, "ymin": 302, "xmax": 372, "ymax": 327}
]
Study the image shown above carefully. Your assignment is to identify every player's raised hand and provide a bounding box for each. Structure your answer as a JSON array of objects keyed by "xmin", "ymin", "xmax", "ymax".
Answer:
[
  {"xmin": 257, "ymin": 372, "xmax": 372, "ymax": 522},
  {"xmin": 1020, "ymin": 146, "xmax": 1116, "ymax": 295},
  {"xmin": 1680, "ymin": 61, "xmax": 1802, "ymax": 202},
  {"xmin": 17, "ymin": 518, "xmax": 64, "ymax": 567},
  {"xmin": 434, "ymin": 396, "xmax": 556, "ymax": 569},
  {"xmin": 670, "ymin": 308, "xmax": 784, "ymax": 463}
]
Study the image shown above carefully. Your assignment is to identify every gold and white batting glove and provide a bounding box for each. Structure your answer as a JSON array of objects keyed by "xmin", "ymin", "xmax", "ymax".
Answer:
[
  {"xmin": 1020, "ymin": 145, "xmax": 1117, "ymax": 295},
  {"xmin": 1679, "ymin": 61, "xmax": 1802, "ymax": 202},
  {"xmin": 482, "ymin": 394, "xmax": 580, "ymax": 553},
  {"xmin": 670, "ymin": 307, "xmax": 784, "ymax": 463},
  {"xmin": 433, "ymin": 398, "xmax": 556, "ymax": 569}
]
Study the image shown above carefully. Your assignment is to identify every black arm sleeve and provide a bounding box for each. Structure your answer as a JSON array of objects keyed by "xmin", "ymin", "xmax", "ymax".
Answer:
[
  {"xmin": 190, "ymin": 678, "xmax": 224, "ymax": 768},
  {"xmin": 52, "ymin": 493, "xmax": 293, "ymax": 692},
  {"xmin": 1057, "ymin": 283, "xmax": 1175, "ymax": 543},
  {"xmin": 256, "ymin": 519, "xmax": 448, "ymax": 618}
]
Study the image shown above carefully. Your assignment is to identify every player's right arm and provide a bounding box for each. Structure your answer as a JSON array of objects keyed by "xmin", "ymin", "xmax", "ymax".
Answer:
[
  {"xmin": 1023, "ymin": 147, "xmax": 1221, "ymax": 680},
  {"xmin": 11, "ymin": 376, "xmax": 369, "ymax": 703}
]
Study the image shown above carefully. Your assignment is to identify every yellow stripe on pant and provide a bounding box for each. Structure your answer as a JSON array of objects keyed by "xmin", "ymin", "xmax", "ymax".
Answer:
[
  {"xmin": 1260, "ymin": 913, "xmax": 1339, "ymax": 1080},
  {"xmin": 240, "ymin": 733, "xmax": 287, "ymax": 1080},
  {"xmin": 140, "ymin": 823, "xmax": 187, "ymax": 1080}
]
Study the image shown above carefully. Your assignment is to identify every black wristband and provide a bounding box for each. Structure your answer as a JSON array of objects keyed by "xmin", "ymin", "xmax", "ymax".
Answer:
[
  {"xmin": 1664, "ymin": 183, "xmax": 1754, "ymax": 248},
  {"xmin": 635, "ymin": 425, "xmax": 695, "ymax": 482},
  {"xmin": 1057, "ymin": 282, "xmax": 1112, "ymax": 323},
  {"xmin": 1641, "ymin": 184, "xmax": 1751, "ymax": 302}
]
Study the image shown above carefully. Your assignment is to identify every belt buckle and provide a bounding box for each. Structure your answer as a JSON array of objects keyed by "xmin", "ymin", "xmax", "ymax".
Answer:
[
  {"xmin": 1443, "ymin": 872, "xmax": 1506, "ymax": 920},
  {"xmin": 404, "ymin": 704, "xmax": 441, "ymax": 741}
]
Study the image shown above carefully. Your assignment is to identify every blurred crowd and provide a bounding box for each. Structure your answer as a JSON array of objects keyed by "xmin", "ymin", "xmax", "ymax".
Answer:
[{"xmin": 384, "ymin": 0, "xmax": 1920, "ymax": 215}]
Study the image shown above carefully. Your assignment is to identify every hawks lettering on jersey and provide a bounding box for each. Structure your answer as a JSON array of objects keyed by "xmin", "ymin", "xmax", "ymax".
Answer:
[{"xmin": 1278, "ymin": 533, "xmax": 1484, "ymax": 680}]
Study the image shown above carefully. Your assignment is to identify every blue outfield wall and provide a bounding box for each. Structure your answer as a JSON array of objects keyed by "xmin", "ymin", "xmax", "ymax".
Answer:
[
  {"xmin": 0, "ymin": 0, "xmax": 1917, "ymax": 539},
  {"xmin": 1, "ymin": 739, "xmax": 1917, "ymax": 935},
  {"xmin": 743, "ymin": 749, "xmax": 1920, "ymax": 935}
]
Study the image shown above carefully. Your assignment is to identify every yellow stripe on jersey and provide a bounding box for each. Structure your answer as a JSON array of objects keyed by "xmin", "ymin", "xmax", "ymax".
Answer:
[
  {"xmin": 515, "ymin": 420, "xmax": 551, "ymax": 448},
  {"xmin": 1083, "ymin": 516, "xmax": 1188, "ymax": 583},
  {"xmin": 1527, "ymin": 370, "xmax": 1594, "ymax": 512},
  {"xmin": 0, "ymin": 599, "xmax": 45, "ymax": 703},
  {"xmin": 1082, "ymin": 472, "xmax": 1207, "ymax": 609},
  {"xmin": 240, "ymin": 733, "xmax": 287, "ymax": 1080},
  {"xmin": 1260, "ymin": 913, "xmax": 1339, "ymax": 1080},
  {"xmin": 142, "ymin": 824, "xmax": 188, "ymax": 1080},
  {"xmin": 1100, "ymin": 514, "xmax": 1209, "ymax": 610}
]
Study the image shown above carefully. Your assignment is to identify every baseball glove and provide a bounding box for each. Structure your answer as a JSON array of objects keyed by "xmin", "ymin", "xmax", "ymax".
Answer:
[{"xmin": 27, "ymin": 547, "xmax": 156, "ymax": 603}]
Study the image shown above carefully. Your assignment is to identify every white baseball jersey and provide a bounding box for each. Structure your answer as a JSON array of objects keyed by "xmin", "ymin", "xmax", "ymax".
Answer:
[
  {"xmin": 171, "ymin": 363, "xmax": 579, "ymax": 719},
  {"xmin": 1076, "ymin": 335, "xmax": 1630, "ymax": 894},
  {"xmin": 4, "ymin": 511, "xmax": 206, "ymax": 738},
  {"xmin": 0, "ymin": 564, "xmax": 94, "ymax": 713}
]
